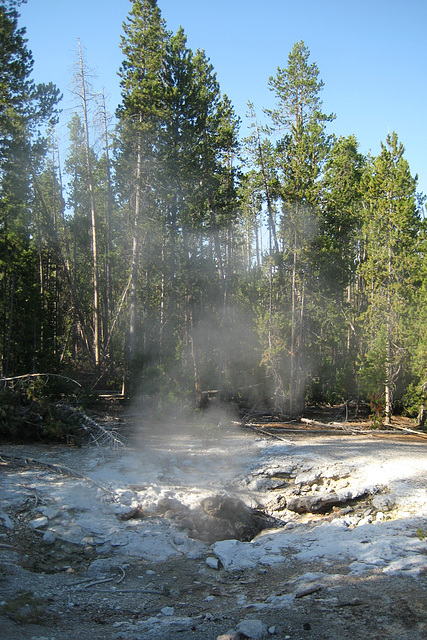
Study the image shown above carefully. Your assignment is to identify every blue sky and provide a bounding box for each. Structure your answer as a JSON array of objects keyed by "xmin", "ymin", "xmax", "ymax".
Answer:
[{"xmin": 19, "ymin": 0, "xmax": 427, "ymax": 197}]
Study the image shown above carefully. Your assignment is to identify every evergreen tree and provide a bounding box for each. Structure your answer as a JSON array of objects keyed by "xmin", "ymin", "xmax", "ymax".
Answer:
[
  {"xmin": 265, "ymin": 41, "xmax": 335, "ymax": 414},
  {"xmin": 115, "ymin": 0, "xmax": 167, "ymax": 383},
  {"xmin": 312, "ymin": 135, "xmax": 366, "ymax": 402},
  {"xmin": 0, "ymin": 2, "xmax": 60, "ymax": 376},
  {"xmin": 359, "ymin": 132, "xmax": 421, "ymax": 423}
]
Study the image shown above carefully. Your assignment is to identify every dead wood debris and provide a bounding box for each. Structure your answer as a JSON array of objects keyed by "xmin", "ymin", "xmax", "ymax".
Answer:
[
  {"xmin": 1, "ymin": 372, "xmax": 81, "ymax": 389},
  {"xmin": 238, "ymin": 404, "xmax": 427, "ymax": 440},
  {"xmin": 55, "ymin": 403, "xmax": 123, "ymax": 449},
  {"xmin": 69, "ymin": 566, "xmax": 127, "ymax": 589}
]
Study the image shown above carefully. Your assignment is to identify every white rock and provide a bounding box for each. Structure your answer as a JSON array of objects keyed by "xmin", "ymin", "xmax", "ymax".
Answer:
[
  {"xmin": 114, "ymin": 489, "xmax": 135, "ymax": 505},
  {"xmin": 213, "ymin": 539, "xmax": 258, "ymax": 572},
  {"xmin": 383, "ymin": 554, "xmax": 427, "ymax": 576},
  {"xmin": 295, "ymin": 468, "xmax": 321, "ymax": 485},
  {"xmin": 30, "ymin": 516, "xmax": 48, "ymax": 529}
]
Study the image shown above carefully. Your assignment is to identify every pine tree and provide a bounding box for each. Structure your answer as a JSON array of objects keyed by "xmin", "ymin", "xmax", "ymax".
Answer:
[
  {"xmin": 313, "ymin": 135, "xmax": 365, "ymax": 402},
  {"xmin": 0, "ymin": 2, "xmax": 60, "ymax": 376},
  {"xmin": 265, "ymin": 41, "xmax": 335, "ymax": 415},
  {"xmin": 116, "ymin": 0, "xmax": 167, "ymax": 385},
  {"xmin": 359, "ymin": 132, "xmax": 421, "ymax": 423}
]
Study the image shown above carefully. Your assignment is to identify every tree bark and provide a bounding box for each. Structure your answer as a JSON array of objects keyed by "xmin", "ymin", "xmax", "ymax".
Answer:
[{"xmin": 385, "ymin": 239, "xmax": 392, "ymax": 425}]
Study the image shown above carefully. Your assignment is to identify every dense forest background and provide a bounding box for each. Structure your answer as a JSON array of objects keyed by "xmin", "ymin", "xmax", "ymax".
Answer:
[{"xmin": 1, "ymin": 0, "xmax": 426, "ymax": 424}]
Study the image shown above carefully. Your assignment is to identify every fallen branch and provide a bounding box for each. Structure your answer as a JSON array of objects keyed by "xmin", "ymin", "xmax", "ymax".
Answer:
[
  {"xmin": 91, "ymin": 586, "xmax": 171, "ymax": 595},
  {"xmin": 1, "ymin": 373, "xmax": 81, "ymax": 388},
  {"xmin": 385, "ymin": 423, "xmax": 427, "ymax": 440},
  {"xmin": 301, "ymin": 417, "xmax": 333, "ymax": 428},
  {"xmin": 244, "ymin": 424, "xmax": 296, "ymax": 445},
  {"xmin": 117, "ymin": 565, "xmax": 126, "ymax": 584},
  {"xmin": 55, "ymin": 403, "xmax": 123, "ymax": 449},
  {"xmin": 82, "ymin": 576, "xmax": 116, "ymax": 588}
]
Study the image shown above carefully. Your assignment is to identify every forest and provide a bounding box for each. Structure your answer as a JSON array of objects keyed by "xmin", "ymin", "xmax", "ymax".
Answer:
[{"xmin": 1, "ymin": 0, "xmax": 426, "ymax": 429}]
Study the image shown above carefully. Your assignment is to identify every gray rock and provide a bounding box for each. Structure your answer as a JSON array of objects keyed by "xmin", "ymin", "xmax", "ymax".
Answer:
[
  {"xmin": 87, "ymin": 557, "xmax": 116, "ymax": 576},
  {"xmin": 372, "ymin": 494, "xmax": 395, "ymax": 512},
  {"xmin": 30, "ymin": 516, "xmax": 48, "ymax": 529},
  {"xmin": 206, "ymin": 556, "xmax": 220, "ymax": 569},
  {"xmin": 42, "ymin": 530, "xmax": 56, "ymax": 546},
  {"xmin": 236, "ymin": 618, "xmax": 268, "ymax": 639},
  {"xmin": 286, "ymin": 493, "xmax": 340, "ymax": 513},
  {"xmin": 40, "ymin": 506, "xmax": 62, "ymax": 520},
  {"xmin": 161, "ymin": 606, "xmax": 174, "ymax": 616},
  {"xmin": 287, "ymin": 486, "xmax": 369, "ymax": 514},
  {"xmin": 0, "ymin": 511, "xmax": 14, "ymax": 530}
]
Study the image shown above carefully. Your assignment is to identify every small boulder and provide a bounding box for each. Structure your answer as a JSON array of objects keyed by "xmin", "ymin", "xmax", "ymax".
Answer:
[
  {"xmin": 206, "ymin": 556, "xmax": 220, "ymax": 569},
  {"xmin": 236, "ymin": 618, "xmax": 269, "ymax": 639},
  {"xmin": 30, "ymin": 516, "xmax": 48, "ymax": 529},
  {"xmin": 372, "ymin": 494, "xmax": 395, "ymax": 512},
  {"xmin": 42, "ymin": 530, "xmax": 56, "ymax": 546}
]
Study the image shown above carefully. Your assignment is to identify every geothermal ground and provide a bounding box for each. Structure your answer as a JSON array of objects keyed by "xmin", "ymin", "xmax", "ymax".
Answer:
[{"xmin": 0, "ymin": 407, "xmax": 427, "ymax": 639}]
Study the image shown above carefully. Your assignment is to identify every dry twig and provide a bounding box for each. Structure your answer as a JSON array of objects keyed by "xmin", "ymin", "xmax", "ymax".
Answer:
[{"xmin": 55, "ymin": 403, "xmax": 123, "ymax": 449}]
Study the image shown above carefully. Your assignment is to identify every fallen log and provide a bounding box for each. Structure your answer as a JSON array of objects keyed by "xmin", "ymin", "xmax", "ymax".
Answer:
[
  {"xmin": 301, "ymin": 417, "xmax": 335, "ymax": 428},
  {"xmin": 386, "ymin": 423, "xmax": 427, "ymax": 440}
]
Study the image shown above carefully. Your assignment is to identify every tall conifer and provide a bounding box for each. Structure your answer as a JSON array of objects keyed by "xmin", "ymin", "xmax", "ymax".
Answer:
[{"xmin": 116, "ymin": 0, "xmax": 167, "ymax": 375}]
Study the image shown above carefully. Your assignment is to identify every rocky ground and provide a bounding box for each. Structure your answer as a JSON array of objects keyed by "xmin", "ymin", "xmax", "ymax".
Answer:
[{"xmin": 0, "ymin": 406, "xmax": 427, "ymax": 639}]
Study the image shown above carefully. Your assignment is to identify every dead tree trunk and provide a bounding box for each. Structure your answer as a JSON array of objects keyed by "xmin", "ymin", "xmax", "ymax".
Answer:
[{"xmin": 78, "ymin": 40, "xmax": 100, "ymax": 368}]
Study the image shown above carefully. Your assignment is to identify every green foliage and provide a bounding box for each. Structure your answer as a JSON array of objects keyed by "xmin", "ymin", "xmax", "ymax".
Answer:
[
  {"xmin": 402, "ymin": 383, "xmax": 423, "ymax": 419},
  {"xmin": 1, "ymin": 5, "xmax": 426, "ymax": 422},
  {"xmin": 369, "ymin": 393, "xmax": 384, "ymax": 429},
  {"xmin": 0, "ymin": 375, "xmax": 86, "ymax": 443}
]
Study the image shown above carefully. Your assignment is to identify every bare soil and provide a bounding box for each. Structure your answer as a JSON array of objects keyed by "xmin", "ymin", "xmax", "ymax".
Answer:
[{"xmin": 1, "ymin": 407, "xmax": 426, "ymax": 640}]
